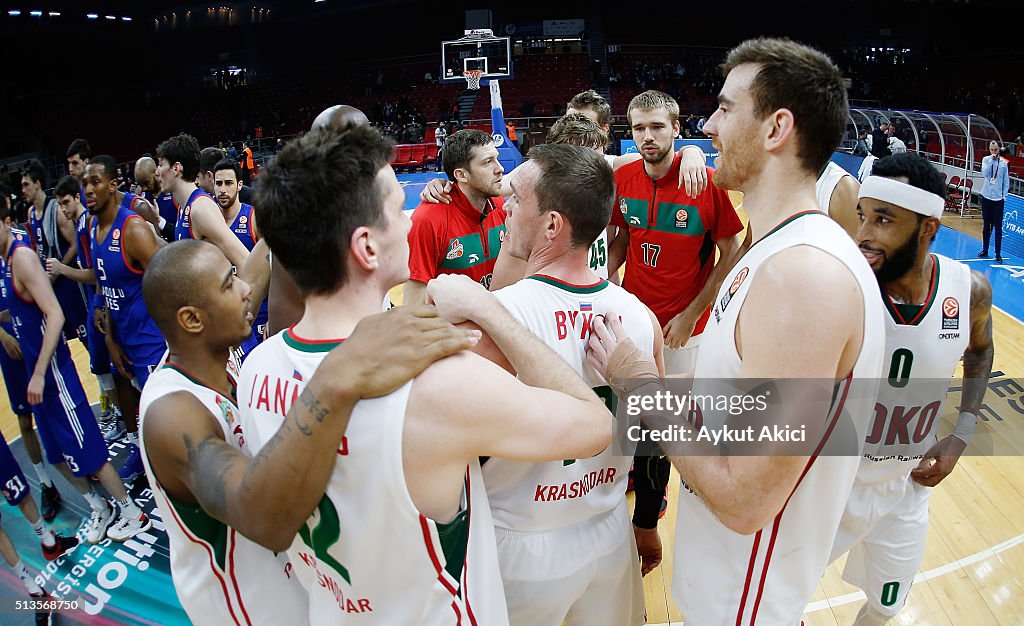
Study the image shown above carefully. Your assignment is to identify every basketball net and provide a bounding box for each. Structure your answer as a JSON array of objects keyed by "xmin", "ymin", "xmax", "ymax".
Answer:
[{"xmin": 464, "ymin": 69, "xmax": 483, "ymax": 91}]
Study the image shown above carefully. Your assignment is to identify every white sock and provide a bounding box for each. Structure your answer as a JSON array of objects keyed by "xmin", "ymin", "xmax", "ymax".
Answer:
[
  {"xmin": 33, "ymin": 463, "xmax": 54, "ymax": 488},
  {"xmin": 117, "ymin": 497, "xmax": 143, "ymax": 520},
  {"xmin": 31, "ymin": 519, "xmax": 55, "ymax": 548},
  {"xmin": 14, "ymin": 560, "xmax": 43, "ymax": 595},
  {"xmin": 97, "ymin": 373, "xmax": 115, "ymax": 392},
  {"xmin": 126, "ymin": 431, "xmax": 139, "ymax": 445},
  {"xmin": 82, "ymin": 489, "xmax": 107, "ymax": 513}
]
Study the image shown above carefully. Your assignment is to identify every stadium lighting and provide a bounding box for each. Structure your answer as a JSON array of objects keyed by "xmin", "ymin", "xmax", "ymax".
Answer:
[
  {"xmin": 48, "ymin": 11, "xmax": 59, "ymax": 16},
  {"xmin": 29, "ymin": 10, "xmax": 42, "ymax": 17},
  {"xmin": 8, "ymin": 10, "xmax": 21, "ymax": 16},
  {"xmin": 122, "ymin": 16, "xmax": 131, "ymax": 21},
  {"xmin": 86, "ymin": 13, "xmax": 98, "ymax": 19},
  {"xmin": 105, "ymin": 15, "xmax": 116, "ymax": 20}
]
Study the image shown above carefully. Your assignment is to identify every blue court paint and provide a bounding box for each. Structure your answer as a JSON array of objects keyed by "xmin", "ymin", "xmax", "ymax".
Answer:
[
  {"xmin": 399, "ymin": 172, "xmax": 447, "ymax": 212},
  {"xmin": 932, "ymin": 225, "xmax": 1024, "ymax": 321}
]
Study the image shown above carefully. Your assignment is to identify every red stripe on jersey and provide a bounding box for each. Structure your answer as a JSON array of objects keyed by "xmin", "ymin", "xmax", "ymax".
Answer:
[
  {"xmin": 735, "ymin": 531, "xmax": 762, "ymax": 626},
  {"xmin": 162, "ymin": 486, "xmax": 247, "ymax": 626},
  {"xmin": 462, "ymin": 468, "xmax": 479, "ymax": 626},
  {"xmin": 227, "ymin": 528, "xmax": 254, "ymax": 626},
  {"xmin": 741, "ymin": 374, "xmax": 853, "ymax": 625},
  {"xmin": 120, "ymin": 215, "xmax": 145, "ymax": 275},
  {"xmin": 419, "ymin": 515, "xmax": 460, "ymax": 597}
]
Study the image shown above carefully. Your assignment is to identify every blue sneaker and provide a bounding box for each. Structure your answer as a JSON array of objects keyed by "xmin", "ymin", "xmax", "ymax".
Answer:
[{"xmin": 117, "ymin": 444, "xmax": 144, "ymax": 482}]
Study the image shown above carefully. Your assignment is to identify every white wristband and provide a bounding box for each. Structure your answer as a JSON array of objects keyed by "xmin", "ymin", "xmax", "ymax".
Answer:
[{"xmin": 952, "ymin": 411, "xmax": 977, "ymax": 444}]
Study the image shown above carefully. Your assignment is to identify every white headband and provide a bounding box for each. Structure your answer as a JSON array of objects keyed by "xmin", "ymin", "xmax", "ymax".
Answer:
[{"xmin": 858, "ymin": 176, "xmax": 944, "ymax": 219}]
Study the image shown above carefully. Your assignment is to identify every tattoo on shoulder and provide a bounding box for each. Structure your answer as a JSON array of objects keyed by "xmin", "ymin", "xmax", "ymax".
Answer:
[{"xmin": 183, "ymin": 432, "xmax": 232, "ymax": 515}]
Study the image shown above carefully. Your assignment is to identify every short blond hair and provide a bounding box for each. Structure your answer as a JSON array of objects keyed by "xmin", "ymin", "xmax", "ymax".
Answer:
[
  {"xmin": 626, "ymin": 90, "xmax": 679, "ymax": 125},
  {"xmin": 546, "ymin": 113, "xmax": 610, "ymax": 150}
]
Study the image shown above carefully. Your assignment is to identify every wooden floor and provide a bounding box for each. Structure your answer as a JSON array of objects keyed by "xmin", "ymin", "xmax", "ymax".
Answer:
[{"xmin": 1, "ymin": 208, "xmax": 1020, "ymax": 625}]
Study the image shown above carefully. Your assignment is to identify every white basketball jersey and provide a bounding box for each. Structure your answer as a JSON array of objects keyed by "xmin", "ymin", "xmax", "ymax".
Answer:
[
  {"xmin": 488, "ymin": 275, "xmax": 655, "ymax": 532},
  {"xmin": 588, "ymin": 229, "xmax": 610, "ymax": 279},
  {"xmin": 815, "ymin": 161, "xmax": 852, "ymax": 215},
  {"xmin": 858, "ymin": 254, "xmax": 971, "ymax": 484},
  {"xmin": 139, "ymin": 364, "xmax": 309, "ymax": 626},
  {"xmin": 238, "ymin": 330, "xmax": 509, "ymax": 626},
  {"xmin": 674, "ymin": 211, "xmax": 885, "ymax": 626}
]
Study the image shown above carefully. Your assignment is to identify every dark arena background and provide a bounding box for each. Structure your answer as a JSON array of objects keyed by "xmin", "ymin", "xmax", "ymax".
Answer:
[{"xmin": 1, "ymin": 1, "xmax": 1024, "ymax": 624}]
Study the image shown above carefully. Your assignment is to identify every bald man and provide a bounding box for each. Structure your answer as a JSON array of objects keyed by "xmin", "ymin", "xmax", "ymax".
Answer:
[
  {"xmin": 134, "ymin": 156, "xmax": 177, "ymax": 241},
  {"xmin": 139, "ymin": 239, "xmax": 479, "ymax": 624}
]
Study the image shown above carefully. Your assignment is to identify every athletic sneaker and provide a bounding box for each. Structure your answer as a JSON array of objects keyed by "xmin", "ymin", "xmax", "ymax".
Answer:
[
  {"xmin": 106, "ymin": 512, "xmax": 152, "ymax": 542},
  {"xmin": 42, "ymin": 533, "xmax": 79, "ymax": 561},
  {"xmin": 40, "ymin": 483, "xmax": 61, "ymax": 522},
  {"xmin": 29, "ymin": 591, "xmax": 53, "ymax": 626},
  {"xmin": 83, "ymin": 502, "xmax": 114, "ymax": 544},
  {"xmin": 658, "ymin": 488, "xmax": 669, "ymax": 520},
  {"xmin": 100, "ymin": 417, "xmax": 126, "ymax": 443},
  {"xmin": 117, "ymin": 443, "xmax": 144, "ymax": 481}
]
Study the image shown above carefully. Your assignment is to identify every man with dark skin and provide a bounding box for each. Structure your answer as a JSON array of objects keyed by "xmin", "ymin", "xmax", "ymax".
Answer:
[{"xmin": 139, "ymin": 238, "xmax": 480, "ymax": 624}]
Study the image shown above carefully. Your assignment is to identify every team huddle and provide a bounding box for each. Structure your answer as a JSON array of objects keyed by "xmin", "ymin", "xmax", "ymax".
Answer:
[{"xmin": 0, "ymin": 36, "xmax": 994, "ymax": 626}]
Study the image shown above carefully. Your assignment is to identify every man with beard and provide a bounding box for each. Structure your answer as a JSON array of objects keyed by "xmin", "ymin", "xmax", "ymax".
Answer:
[
  {"xmin": 87, "ymin": 156, "xmax": 167, "ymax": 481},
  {"xmin": 404, "ymin": 129, "xmax": 507, "ymax": 305},
  {"xmin": 828, "ymin": 152, "xmax": 993, "ymax": 625},
  {"xmin": 586, "ymin": 38, "xmax": 885, "ymax": 625},
  {"xmin": 134, "ymin": 156, "xmax": 178, "ymax": 242},
  {"xmin": 607, "ymin": 90, "xmax": 744, "ymax": 376},
  {"xmin": 214, "ymin": 158, "xmax": 267, "ymax": 358}
]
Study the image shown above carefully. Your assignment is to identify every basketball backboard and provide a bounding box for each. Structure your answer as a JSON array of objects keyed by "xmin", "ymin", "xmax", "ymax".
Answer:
[{"xmin": 441, "ymin": 31, "xmax": 512, "ymax": 84}]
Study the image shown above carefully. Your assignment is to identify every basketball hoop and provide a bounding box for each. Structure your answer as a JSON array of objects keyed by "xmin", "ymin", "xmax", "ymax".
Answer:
[{"xmin": 464, "ymin": 69, "xmax": 483, "ymax": 91}]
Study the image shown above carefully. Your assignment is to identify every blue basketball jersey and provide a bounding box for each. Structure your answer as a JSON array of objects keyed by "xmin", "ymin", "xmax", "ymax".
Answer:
[
  {"xmin": 75, "ymin": 211, "xmax": 94, "ymax": 270},
  {"xmin": 1, "ymin": 233, "xmax": 83, "ymax": 397},
  {"xmin": 175, "ymin": 188, "xmax": 212, "ymax": 241},
  {"xmin": 0, "ymin": 230, "xmax": 30, "ymax": 414},
  {"xmin": 91, "ymin": 194, "xmax": 166, "ymax": 363},
  {"xmin": 27, "ymin": 199, "xmax": 89, "ymax": 342},
  {"xmin": 228, "ymin": 203, "xmax": 269, "ymax": 347}
]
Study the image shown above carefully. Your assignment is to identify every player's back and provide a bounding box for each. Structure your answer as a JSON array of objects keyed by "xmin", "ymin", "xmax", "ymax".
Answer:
[
  {"xmin": 239, "ymin": 330, "xmax": 508, "ymax": 625},
  {"xmin": 138, "ymin": 365, "xmax": 309, "ymax": 625},
  {"xmin": 487, "ymin": 274, "xmax": 654, "ymax": 532},
  {"xmin": 859, "ymin": 253, "xmax": 972, "ymax": 484},
  {"xmin": 676, "ymin": 211, "xmax": 885, "ymax": 626}
]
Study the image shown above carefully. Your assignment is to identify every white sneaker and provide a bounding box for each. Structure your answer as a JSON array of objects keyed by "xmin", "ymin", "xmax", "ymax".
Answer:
[
  {"xmin": 107, "ymin": 511, "xmax": 152, "ymax": 542},
  {"xmin": 83, "ymin": 502, "xmax": 114, "ymax": 544},
  {"xmin": 100, "ymin": 418, "xmax": 125, "ymax": 443}
]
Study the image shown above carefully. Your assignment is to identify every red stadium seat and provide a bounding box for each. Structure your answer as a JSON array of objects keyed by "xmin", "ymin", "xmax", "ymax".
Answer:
[
  {"xmin": 392, "ymin": 145, "xmax": 413, "ymax": 169},
  {"xmin": 424, "ymin": 143, "xmax": 438, "ymax": 164},
  {"xmin": 409, "ymin": 144, "xmax": 426, "ymax": 170}
]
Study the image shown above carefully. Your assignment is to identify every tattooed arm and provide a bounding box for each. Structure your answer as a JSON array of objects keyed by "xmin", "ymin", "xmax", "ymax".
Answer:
[
  {"xmin": 142, "ymin": 304, "xmax": 482, "ymax": 550},
  {"xmin": 911, "ymin": 270, "xmax": 994, "ymax": 487}
]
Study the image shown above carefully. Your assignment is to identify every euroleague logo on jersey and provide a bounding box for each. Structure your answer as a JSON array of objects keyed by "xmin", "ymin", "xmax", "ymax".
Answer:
[
  {"xmin": 674, "ymin": 209, "xmax": 688, "ymax": 229},
  {"xmin": 714, "ymin": 266, "xmax": 749, "ymax": 322},
  {"xmin": 942, "ymin": 296, "xmax": 959, "ymax": 330},
  {"xmin": 239, "ymin": 215, "xmax": 247, "ymax": 225}
]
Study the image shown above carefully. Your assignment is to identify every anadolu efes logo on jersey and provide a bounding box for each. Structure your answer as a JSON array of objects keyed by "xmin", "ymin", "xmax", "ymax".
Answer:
[
  {"xmin": 445, "ymin": 239, "xmax": 464, "ymax": 260},
  {"xmin": 942, "ymin": 297, "xmax": 959, "ymax": 330}
]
